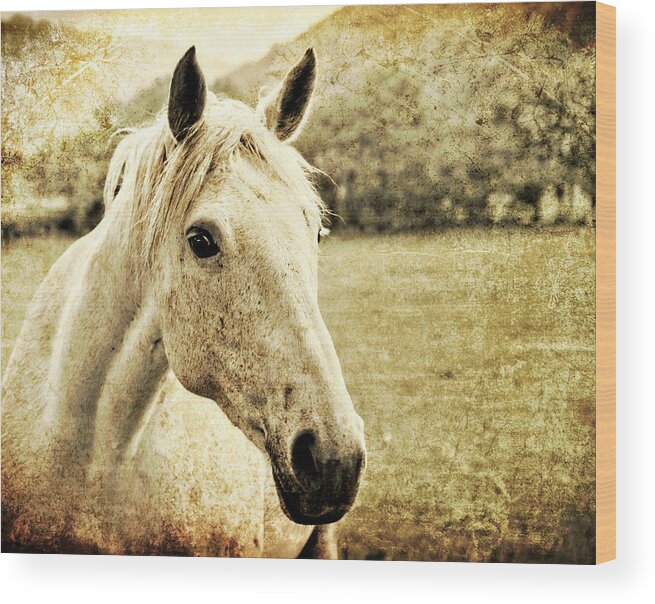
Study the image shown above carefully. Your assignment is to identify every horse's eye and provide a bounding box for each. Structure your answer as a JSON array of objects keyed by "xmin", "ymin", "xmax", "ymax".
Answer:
[
  {"xmin": 317, "ymin": 229, "xmax": 322, "ymax": 244},
  {"xmin": 187, "ymin": 228, "xmax": 220, "ymax": 259}
]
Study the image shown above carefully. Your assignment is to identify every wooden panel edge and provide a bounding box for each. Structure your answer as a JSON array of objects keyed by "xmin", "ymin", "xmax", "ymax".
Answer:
[{"xmin": 595, "ymin": 1, "xmax": 616, "ymax": 565}]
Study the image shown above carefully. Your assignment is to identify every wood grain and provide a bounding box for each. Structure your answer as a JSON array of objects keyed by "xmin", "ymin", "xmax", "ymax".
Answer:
[{"xmin": 595, "ymin": 1, "xmax": 616, "ymax": 565}]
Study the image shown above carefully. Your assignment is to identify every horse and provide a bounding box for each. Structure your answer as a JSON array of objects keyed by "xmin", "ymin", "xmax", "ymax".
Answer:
[{"xmin": 1, "ymin": 46, "xmax": 366, "ymax": 558}]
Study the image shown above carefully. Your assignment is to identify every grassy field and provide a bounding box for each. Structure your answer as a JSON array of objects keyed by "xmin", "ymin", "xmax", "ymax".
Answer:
[{"xmin": 1, "ymin": 228, "xmax": 596, "ymax": 562}]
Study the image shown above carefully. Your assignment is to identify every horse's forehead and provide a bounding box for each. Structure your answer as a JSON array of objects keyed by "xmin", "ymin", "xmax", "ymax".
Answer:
[
  {"xmin": 235, "ymin": 186, "xmax": 314, "ymax": 240},
  {"xmin": 204, "ymin": 157, "xmax": 313, "ymax": 211},
  {"xmin": 193, "ymin": 171, "xmax": 312, "ymax": 246}
]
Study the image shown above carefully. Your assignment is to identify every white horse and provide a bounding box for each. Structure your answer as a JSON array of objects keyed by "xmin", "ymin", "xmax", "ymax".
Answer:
[{"xmin": 1, "ymin": 47, "xmax": 366, "ymax": 557}]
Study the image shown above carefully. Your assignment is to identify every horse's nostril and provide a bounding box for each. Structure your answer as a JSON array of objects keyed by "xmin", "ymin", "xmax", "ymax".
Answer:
[{"xmin": 291, "ymin": 431, "xmax": 320, "ymax": 490}]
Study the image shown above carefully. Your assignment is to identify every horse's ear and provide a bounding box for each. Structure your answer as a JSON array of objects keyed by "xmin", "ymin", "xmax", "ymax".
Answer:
[
  {"xmin": 258, "ymin": 48, "xmax": 316, "ymax": 142},
  {"xmin": 168, "ymin": 46, "xmax": 207, "ymax": 143}
]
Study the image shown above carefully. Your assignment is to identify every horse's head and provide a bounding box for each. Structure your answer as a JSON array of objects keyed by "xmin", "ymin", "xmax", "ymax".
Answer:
[{"xmin": 150, "ymin": 47, "xmax": 365, "ymax": 525}]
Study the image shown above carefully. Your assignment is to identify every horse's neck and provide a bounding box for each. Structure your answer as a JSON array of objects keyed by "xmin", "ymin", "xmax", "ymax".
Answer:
[
  {"xmin": 42, "ymin": 214, "xmax": 169, "ymax": 472},
  {"xmin": 90, "ymin": 292, "xmax": 169, "ymax": 468}
]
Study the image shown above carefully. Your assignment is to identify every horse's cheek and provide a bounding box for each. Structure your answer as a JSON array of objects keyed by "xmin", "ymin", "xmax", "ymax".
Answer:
[{"xmin": 161, "ymin": 267, "xmax": 224, "ymax": 398}]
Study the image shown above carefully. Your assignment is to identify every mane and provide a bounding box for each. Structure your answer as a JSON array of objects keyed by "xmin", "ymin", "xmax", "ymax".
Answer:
[{"xmin": 103, "ymin": 93, "xmax": 325, "ymax": 274}]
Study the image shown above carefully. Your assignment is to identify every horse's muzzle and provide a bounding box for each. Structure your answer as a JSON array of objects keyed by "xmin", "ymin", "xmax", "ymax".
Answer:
[{"xmin": 271, "ymin": 430, "xmax": 365, "ymax": 525}]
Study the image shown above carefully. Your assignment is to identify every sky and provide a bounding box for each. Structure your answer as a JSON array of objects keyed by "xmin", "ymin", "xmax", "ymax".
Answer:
[
  {"xmin": 6, "ymin": 6, "xmax": 339, "ymax": 84},
  {"xmin": 2, "ymin": 6, "xmax": 340, "ymax": 148}
]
